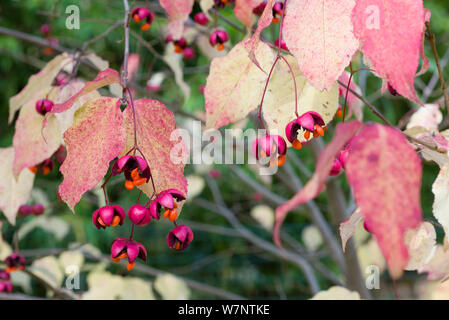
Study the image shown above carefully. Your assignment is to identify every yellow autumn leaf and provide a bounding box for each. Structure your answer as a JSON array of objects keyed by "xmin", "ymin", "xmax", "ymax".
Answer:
[
  {"xmin": 310, "ymin": 286, "xmax": 361, "ymax": 300},
  {"xmin": 263, "ymin": 55, "xmax": 339, "ymax": 145},
  {"xmin": 9, "ymin": 53, "xmax": 73, "ymax": 123},
  {"xmin": 0, "ymin": 147, "xmax": 35, "ymax": 225}
]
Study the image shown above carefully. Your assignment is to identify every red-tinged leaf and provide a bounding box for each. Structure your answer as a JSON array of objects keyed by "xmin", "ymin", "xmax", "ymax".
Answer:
[
  {"xmin": 283, "ymin": 0, "xmax": 358, "ymax": 91},
  {"xmin": 417, "ymin": 9, "xmax": 431, "ymax": 76},
  {"xmin": 339, "ymin": 208, "xmax": 363, "ymax": 253},
  {"xmin": 51, "ymin": 79, "xmax": 102, "ymax": 135},
  {"xmin": 14, "ymin": 80, "xmax": 101, "ymax": 178},
  {"xmin": 159, "ymin": 0, "xmax": 194, "ymax": 40},
  {"xmin": 345, "ymin": 124, "xmax": 423, "ymax": 278},
  {"xmin": 125, "ymin": 53, "xmax": 140, "ymax": 82},
  {"xmin": 58, "ymin": 97, "xmax": 126, "ymax": 211},
  {"xmin": 274, "ymin": 121, "xmax": 363, "ymax": 248},
  {"xmin": 243, "ymin": 0, "xmax": 274, "ymax": 67},
  {"xmin": 0, "ymin": 147, "xmax": 35, "ymax": 225},
  {"xmin": 234, "ymin": 0, "xmax": 260, "ymax": 28},
  {"xmin": 9, "ymin": 53, "xmax": 72, "ymax": 123},
  {"xmin": 12, "ymin": 88, "xmax": 62, "ymax": 177},
  {"xmin": 352, "ymin": 0, "xmax": 425, "ymax": 104},
  {"xmin": 120, "ymin": 99, "xmax": 187, "ymax": 198},
  {"xmin": 205, "ymin": 41, "xmax": 276, "ymax": 129},
  {"xmin": 51, "ymin": 68, "xmax": 122, "ymax": 114}
]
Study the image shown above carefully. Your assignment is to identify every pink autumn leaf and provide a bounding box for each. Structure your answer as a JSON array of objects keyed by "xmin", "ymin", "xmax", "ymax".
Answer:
[
  {"xmin": 243, "ymin": 0, "xmax": 274, "ymax": 69},
  {"xmin": 51, "ymin": 68, "xmax": 122, "ymax": 114},
  {"xmin": 234, "ymin": 0, "xmax": 261, "ymax": 28},
  {"xmin": 159, "ymin": 0, "xmax": 194, "ymax": 40},
  {"xmin": 352, "ymin": 0, "xmax": 425, "ymax": 104},
  {"xmin": 339, "ymin": 208, "xmax": 363, "ymax": 253},
  {"xmin": 13, "ymin": 88, "xmax": 62, "ymax": 177},
  {"xmin": 345, "ymin": 124, "xmax": 423, "ymax": 279},
  {"xmin": 416, "ymin": 9, "xmax": 432, "ymax": 77},
  {"xmin": 274, "ymin": 120, "xmax": 363, "ymax": 248},
  {"xmin": 283, "ymin": 0, "xmax": 358, "ymax": 91},
  {"xmin": 125, "ymin": 53, "xmax": 140, "ymax": 82},
  {"xmin": 58, "ymin": 97, "xmax": 126, "ymax": 211},
  {"xmin": 121, "ymin": 99, "xmax": 187, "ymax": 198}
]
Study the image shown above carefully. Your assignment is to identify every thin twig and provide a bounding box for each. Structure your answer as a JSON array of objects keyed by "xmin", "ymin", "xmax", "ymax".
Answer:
[
  {"xmin": 0, "ymin": 26, "xmax": 72, "ymax": 53},
  {"xmin": 81, "ymin": 250, "xmax": 246, "ymax": 300},
  {"xmin": 337, "ymin": 80, "xmax": 446, "ymax": 153},
  {"xmin": 426, "ymin": 22, "xmax": 449, "ymax": 113},
  {"xmin": 122, "ymin": 0, "xmax": 131, "ymax": 89},
  {"xmin": 229, "ymin": 165, "xmax": 347, "ymax": 272},
  {"xmin": 423, "ymin": 47, "xmax": 449, "ymax": 102},
  {"xmin": 196, "ymin": 178, "xmax": 321, "ymax": 294},
  {"xmin": 309, "ymin": 139, "xmax": 371, "ymax": 299}
]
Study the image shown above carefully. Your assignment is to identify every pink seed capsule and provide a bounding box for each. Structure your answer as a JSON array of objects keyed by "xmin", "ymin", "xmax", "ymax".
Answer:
[
  {"xmin": 40, "ymin": 24, "xmax": 50, "ymax": 36},
  {"xmin": 274, "ymin": 38, "xmax": 287, "ymax": 50},
  {"xmin": 18, "ymin": 205, "xmax": 33, "ymax": 216},
  {"xmin": 128, "ymin": 204, "xmax": 152, "ymax": 226},
  {"xmin": 194, "ymin": 12, "xmax": 209, "ymax": 26},
  {"xmin": 329, "ymin": 158, "xmax": 342, "ymax": 176},
  {"xmin": 35, "ymin": 99, "xmax": 54, "ymax": 116},
  {"xmin": 31, "ymin": 204, "xmax": 45, "ymax": 216},
  {"xmin": 183, "ymin": 47, "xmax": 196, "ymax": 60}
]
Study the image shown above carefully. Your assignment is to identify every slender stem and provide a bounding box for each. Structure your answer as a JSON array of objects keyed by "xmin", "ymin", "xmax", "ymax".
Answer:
[
  {"xmin": 228, "ymin": 165, "xmax": 347, "ymax": 272},
  {"xmin": 137, "ymin": 190, "xmax": 142, "ymax": 204},
  {"xmin": 338, "ymin": 80, "xmax": 446, "ymax": 153},
  {"xmin": 426, "ymin": 22, "xmax": 449, "ymax": 113},
  {"xmin": 392, "ymin": 278, "xmax": 399, "ymax": 300},
  {"xmin": 130, "ymin": 223, "xmax": 135, "ymax": 240},
  {"xmin": 257, "ymin": 56, "xmax": 280, "ymax": 129},
  {"xmin": 126, "ymin": 87, "xmax": 138, "ymax": 151},
  {"xmin": 278, "ymin": 0, "xmax": 288, "ymax": 56},
  {"xmin": 309, "ymin": 139, "xmax": 371, "ymax": 299},
  {"xmin": 342, "ymin": 63, "xmax": 354, "ymax": 123},
  {"xmin": 257, "ymin": 0, "xmax": 296, "ymax": 129},
  {"xmin": 342, "ymin": 65, "xmax": 374, "ymax": 122},
  {"xmin": 122, "ymin": 0, "xmax": 130, "ymax": 90},
  {"xmin": 201, "ymin": 177, "xmax": 321, "ymax": 294},
  {"xmin": 279, "ymin": 55, "xmax": 299, "ymax": 117},
  {"xmin": 101, "ymin": 170, "xmax": 114, "ymax": 205},
  {"xmin": 13, "ymin": 231, "xmax": 19, "ymax": 253}
]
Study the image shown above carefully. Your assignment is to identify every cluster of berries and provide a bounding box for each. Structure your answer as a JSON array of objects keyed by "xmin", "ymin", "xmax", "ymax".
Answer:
[
  {"xmin": 28, "ymin": 145, "xmax": 66, "ymax": 176},
  {"xmin": 213, "ymin": 0, "xmax": 235, "ymax": 9},
  {"xmin": 94, "ymin": 154, "xmax": 193, "ymax": 271},
  {"xmin": 18, "ymin": 203, "xmax": 45, "ymax": 217},
  {"xmin": 39, "ymin": 24, "xmax": 58, "ymax": 56},
  {"xmin": 253, "ymin": 112, "xmax": 327, "ymax": 167},
  {"xmin": 166, "ymin": 28, "xmax": 229, "ymax": 59},
  {"xmin": 253, "ymin": 1, "xmax": 284, "ymax": 24},
  {"xmin": 0, "ymin": 254, "xmax": 26, "ymax": 294},
  {"xmin": 34, "ymin": 68, "xmax": 70, "ymax": 117},
  {"xmin": 165, "ymin": 35, "xmax": 196, "ymax": 60},
  {"xmin": 330, "ymin": 144, "xmax": 350, "ymax": 176}
]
